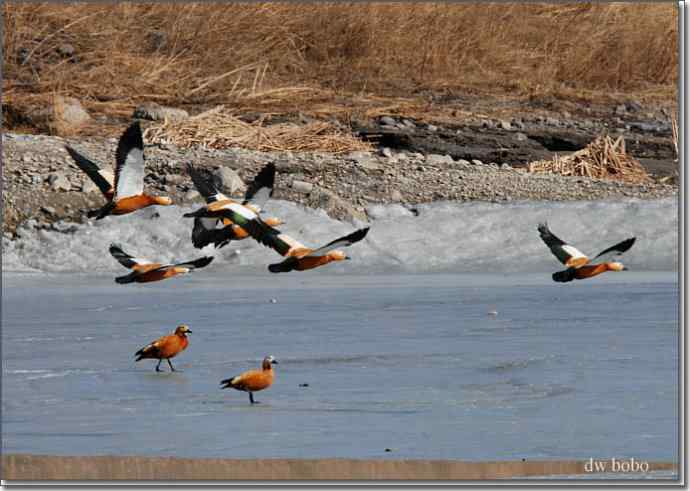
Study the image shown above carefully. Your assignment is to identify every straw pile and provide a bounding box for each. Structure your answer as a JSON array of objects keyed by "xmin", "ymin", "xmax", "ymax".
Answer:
[
  {"xmin": 527, "ymin": 135, "xmax": 651, "ymax": 184},
  {"xmin": 144, "ymin": 105, "xmax": 372, "ymax": 154}
]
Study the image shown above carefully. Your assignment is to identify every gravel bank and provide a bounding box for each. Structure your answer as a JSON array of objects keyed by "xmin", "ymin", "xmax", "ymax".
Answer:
[{"xmin": 2, "ymin": 131, "xmax": 677, "ymax": 236}]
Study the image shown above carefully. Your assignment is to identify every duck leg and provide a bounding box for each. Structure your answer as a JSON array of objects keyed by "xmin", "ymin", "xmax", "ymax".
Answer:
[
  {"xmin": 167, "ymin": 359, "xmax": 176, "ymax": 372},
  {"xmin": 155, "ymin": 359, "xmax": 162, "ymax": 372},
  {"xmin": 249, "ymin": 392, "xmax": 258, "ymax": 404}
]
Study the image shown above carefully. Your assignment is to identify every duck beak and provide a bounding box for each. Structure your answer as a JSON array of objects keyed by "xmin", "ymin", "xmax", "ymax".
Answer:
[
  {"xmin": 186, "ymin": 329, "xmax": 193, "ymax": 334},
  {"xmin": 622, "ymin": 266, "xmax": 629, "ymax": 271},
  {"xmin": 271, "ymin": 360, "xmax": 278, "ymax": 365},
  {"xmin": 345, "ymin": 256, "xmax": 351, "ymax": 260}
]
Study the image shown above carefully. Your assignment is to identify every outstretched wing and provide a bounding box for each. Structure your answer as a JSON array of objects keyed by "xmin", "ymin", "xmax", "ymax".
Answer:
[
  {"xmin": 114, "ymin": 122, "xmax": 145, "ymax": 199},
  {"xmin": 191, "ymin": 217, "xmax": 237, "ymax": 249},
  {"xmin": 216, "ymin": 205, "xmax": 303, "ymax": 257},
  {"xmin": 592, "ymin": 237, "xmax": 636, "ymax": 264},
  {"xmin": 307, "ymin": 227, "xmax": 370, "ymax": 257},
  {"xmin": 243, "ymin": 162, "xmax": 275, "ymax": 212},
  {"xmin": 65, "ymin": 146, "xmax": 114, "ymax": 197},
  {"xmin": 537, "ymin": 222, "xmax": 589, "ymax": 267},
  {"xmin": 187, "ymin": 163, "xmax": 229, "ymax": 204},
  {"xmin": 139, "ymin": 256, "xmax": 213, "ymax": 277},
  {"xmin": 109, "ymin": 243, "xmax": 152, "ymax": 270},
  {"xmin": 170, "ymin": 255, "xmax": 214, "ymax": 270}
]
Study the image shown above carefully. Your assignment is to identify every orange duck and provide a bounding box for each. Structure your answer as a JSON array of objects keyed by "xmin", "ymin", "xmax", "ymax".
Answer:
[
  {"xmin": 185, "ymin": 163, "xmax": 284, "ymax": 249},
  {"xmin": 220, "ymin": 355, "xmax": 277, "ymax": 404},
  {"xmin": 110, "ymin": 244, "xmax": 213, "ymax": 284},
  {"xmin": 193, "ymin": 203, "xmax": 370, "ymax": 273},
  {"xmin": 87, "ymin": 122, "xmax": 172, "ymax": 219},
  {"xmin": 135, "ymin": 324, "xmax": 192, "ymax": 372},
  {"xmin": 538, "ymin": 222, "xmax": 635, "ymax": 282}
]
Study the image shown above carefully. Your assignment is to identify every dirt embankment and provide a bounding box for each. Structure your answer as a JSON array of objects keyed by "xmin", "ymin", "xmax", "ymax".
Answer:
[{"xmin": 1, "ymin": 93, "xmax": 678, "ymax": 237}]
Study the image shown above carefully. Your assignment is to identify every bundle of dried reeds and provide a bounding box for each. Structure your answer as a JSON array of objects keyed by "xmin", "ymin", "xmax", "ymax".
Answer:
[
  {"xmin": 144, "ymin": 105, "xmax": 372, "ymax": 154},
  {"xmin": 527, "ymin": 135, "xmax": 651, "ymax": 184}
]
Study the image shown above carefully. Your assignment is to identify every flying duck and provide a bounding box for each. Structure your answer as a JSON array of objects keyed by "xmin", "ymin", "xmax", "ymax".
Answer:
[
  {"xmin": 186, "ymin": 163, "xmax": 284, "ymax": 249},
  {"xmin": 538, "ymin": 222, "xmax": 636, "ymax": 282},
  {"xmin": 194, "ymin": 204, "xmax": 370, "ymax": 272},
  {"xmin": 135, "ymin": 324, "xmax": 192, "ymax": 372},
  {"xmin": 109, "ymin": 244, "xmax": 213, "ymax": 284},
  {"xmin": 220, "ymin": 355, "xmax": 277, "ymax": 404},
  {"xmin": 86, "ymin": 122, "xmax": 172, "ymax": 219}
]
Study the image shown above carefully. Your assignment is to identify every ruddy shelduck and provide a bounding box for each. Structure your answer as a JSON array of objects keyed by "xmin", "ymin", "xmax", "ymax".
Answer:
[
  {"xmin": 200, "ymin": 204, "xmax": 370, "ymax": 273},
  {"xmin": 220, "ymin": 355, "xmax": 278, "ymax": 404},
  {"xmin": 88, "ymin": 122, "xmax": 172, "ymax": 219},
  {"xmin": 538, "ymin": 222, "xmax": 636, "ymax": 282},
  {"xmin": 185, "ymin": 162, "xmax": 284, "ymax": 249},
  {"xmin": 135, "ymin": 324, "xmax": 192, "ymax": 372},
  {"xmin": 64, "ymin": 145, "xmax": 115, "ymax": 201},
  {"xmin": 109, "ymin": 244, "xmax": 213, "ymax": 284}
]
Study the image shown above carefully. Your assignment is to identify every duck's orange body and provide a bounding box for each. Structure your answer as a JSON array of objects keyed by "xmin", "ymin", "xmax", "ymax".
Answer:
[
  {"xmin": 135, "ymin": 325, "xmax": 192, "ymax": 372},
  {"xmin": 221, "ymin": 356, "xmax": 277, "ymax": 404},
  {"xmin": 269, "ymin": 249, "xmax": 348, "ymax": 273},
  {"xmin": 110, "ymin": 195, "xmax": 172, "ymax": 215},
  {"xmin": 110, "ymin": 244, "xmax": 213, "ymax": 284},
  {"xmin": 129, "ymin": 266, "xmax": 191, "ymax": 283},
  {"xmin": 293, "ymin": 253, "xmax": 341, "ymax": 271},
  {"xmin": 573, "ymin": 263, "xmax": 615, "ymax": 280}
]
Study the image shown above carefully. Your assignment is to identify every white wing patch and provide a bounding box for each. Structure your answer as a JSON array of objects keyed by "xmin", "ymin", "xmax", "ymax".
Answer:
[
  {"xmin": 115, "ymin": 147, "xmax": 145, "ymax": 199},
  {"xmin": 132, "ymin": 257, "xmax": 153, "ymax": 266},
  {"xmin": 279, "ymin": 233, "xmax": 307, "ymax": 253},
  {"xmin": 225, "ymin": 202, "xmax": 259, "ymax": 220},
  {"xmin": 562, "ymin": 245, "xmax": 588, "ymax": 262}
]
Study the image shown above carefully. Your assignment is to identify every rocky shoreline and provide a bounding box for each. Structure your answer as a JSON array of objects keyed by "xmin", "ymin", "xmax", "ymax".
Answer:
[{"xmin": 2, "ymin": 122, "xmax": 678, "ymax": 237}]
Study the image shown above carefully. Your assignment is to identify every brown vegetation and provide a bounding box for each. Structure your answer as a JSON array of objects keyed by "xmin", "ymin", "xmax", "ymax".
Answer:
[
  {"xmin": 144, "ymin": 105, "xmax": 372, "ymax": 154},
  {"xmin": 527, "ymin": 135, "xmax": 652, "ymax": 184},
  {"xmin": 3, "ymin": 3, "xmax": 677, "ymax": 122}
]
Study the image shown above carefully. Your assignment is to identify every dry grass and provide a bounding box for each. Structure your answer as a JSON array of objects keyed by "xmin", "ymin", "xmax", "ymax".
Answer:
[
  {"xmin": 527, "ymin": 135, "xmax": 652, "ymax": 184},
  {"xmin": 3, "ymin": 3, "xmax": 678, "ymax": 111},
  {"xmin": 144, "ymin": 105, "xmax": 372, "ymax": 154}
]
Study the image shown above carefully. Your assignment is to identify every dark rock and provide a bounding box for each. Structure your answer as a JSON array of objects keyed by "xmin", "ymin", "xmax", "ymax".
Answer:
[
  {"xmin": 56, "ymin": 44, "xmax": 75, "ymax": 57},
  {"xmin": 626, "ymin": 100, "xmax": 643, "ymax": 113},
  {"xmin": 147, "ymin": 30, "xmax": 168, "ymax": 52},
  {"xmin": 47, "ymin": 172, "xmax": 70, "ymax": 191}
]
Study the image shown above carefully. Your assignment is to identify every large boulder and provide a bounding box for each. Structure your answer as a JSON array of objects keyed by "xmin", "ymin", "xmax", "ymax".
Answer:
[
  {"xmin": 53, "ymin": 96, "xmax": 91, "ymax": 133},
  {"xmin": 23, "ymin": 96, "xmax": 91, "ymax": 134},
  {"xmin": 213, "ymin": 166, "xmax": 246, "ymax": 196},
  {"xmin": 307, "ymin": 187, "xmax": 367, "ymax": 223}
]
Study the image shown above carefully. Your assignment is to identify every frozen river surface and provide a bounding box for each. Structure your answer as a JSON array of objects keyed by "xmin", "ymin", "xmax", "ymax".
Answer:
[{"xmin": 2, "ymin": 272, "xmax": 678, "ymax": 463}]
